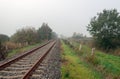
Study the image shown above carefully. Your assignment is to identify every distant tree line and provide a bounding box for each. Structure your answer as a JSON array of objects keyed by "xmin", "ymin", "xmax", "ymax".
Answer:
[
  {"xmin": 72, "ymin": 32, "xmax": 84, "ymax": 39},
  {"xmin": 10, "ymin": 23, "xmax": 57, "ymax": 45},
  {"xmin": 11, "ymin": 27, "xmax": 39, "ymax": 45},
  {"xmin": 0, "ymin": 23, "xmax": 57, "ymax": 60}
]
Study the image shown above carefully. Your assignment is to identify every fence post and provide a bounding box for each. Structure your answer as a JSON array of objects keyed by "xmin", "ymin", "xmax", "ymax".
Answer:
[
  {"xmin": 91, "ymin": 48, "xmax": 95, "ymax": 56},
  {"xmin": 79, "ymin": 44, "xmax": 82, "ymax": 51}
]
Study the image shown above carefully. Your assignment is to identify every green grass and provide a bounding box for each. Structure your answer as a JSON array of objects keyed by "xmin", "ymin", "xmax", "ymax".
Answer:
[
  {"xmin": 96, "ymin": 51, "xmax": 120, "ymax": 77},
  {"xmin": 69, "ymin": 41, "xmax": 120, "ymax": 79},
  {"xmin": 61, "ymin": 41, "xmax": 102, "ymax": 79},
  {"xmin": 7, "ymin": 43, "xmax": 41, "ymax": 58}
]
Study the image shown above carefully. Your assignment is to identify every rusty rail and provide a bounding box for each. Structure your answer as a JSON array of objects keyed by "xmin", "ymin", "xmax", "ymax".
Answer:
[
  {"xmin": 22, "ymin": 41, "xmax": 56, "ymax": 79},
  {"xmin": 0, "ymin": 41, "xmax": 52, "ymax": 70}
]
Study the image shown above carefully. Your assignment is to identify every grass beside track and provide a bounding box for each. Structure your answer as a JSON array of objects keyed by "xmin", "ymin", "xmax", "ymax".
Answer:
[
  {"xmin": 69, "ymin": 41, "xmax": 120, "ymax": 79},
  {"xmin": 61, "ymin": 41, "xmax": 102, "ymax": 79},
  {"xmin": 7, "ymin": 43, "xmax": 41, "ymax": 58}
]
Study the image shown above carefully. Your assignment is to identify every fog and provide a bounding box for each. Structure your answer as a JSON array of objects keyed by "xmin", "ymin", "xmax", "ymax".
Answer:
[{"xmin": 0, "ymin": 0, "xmax": 120, "ymax": 37}]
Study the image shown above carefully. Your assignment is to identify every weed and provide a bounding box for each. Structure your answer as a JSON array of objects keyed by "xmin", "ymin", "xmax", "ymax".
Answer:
[{"xmin": 86, "ymin": 56, "xmax": 99, "ymax": 66}]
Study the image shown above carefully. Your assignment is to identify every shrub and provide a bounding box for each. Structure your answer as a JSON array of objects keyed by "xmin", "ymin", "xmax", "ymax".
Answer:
[{"xmin": 4, "ymin": 42, "xmax": 19, "ymax": 50}]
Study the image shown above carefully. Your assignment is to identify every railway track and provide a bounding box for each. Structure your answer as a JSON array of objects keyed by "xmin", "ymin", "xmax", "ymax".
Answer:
[{"xmin": 0, "ymin": 40, "xmax": 59, "ymax": 79}]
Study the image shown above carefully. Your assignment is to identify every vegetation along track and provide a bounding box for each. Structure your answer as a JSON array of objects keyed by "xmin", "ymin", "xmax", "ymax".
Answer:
[{"xmin": 0, "ymin": 40, "xmax": 61, "ymax": 79}]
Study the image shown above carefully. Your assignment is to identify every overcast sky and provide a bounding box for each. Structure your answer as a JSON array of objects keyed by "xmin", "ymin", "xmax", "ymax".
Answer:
[{"xmin": 0, "ymin": 0, "xmax": 120, "ymax": 37}]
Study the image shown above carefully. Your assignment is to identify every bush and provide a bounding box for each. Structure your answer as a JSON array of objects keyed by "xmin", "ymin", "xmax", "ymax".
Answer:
[
  {"xmin": 4, "ymin": 42, "xmax": 20, "ymax": 50},
  {"xmin": 114, "ymin": 48, "xmax": 120, "ymax": 56},
  {"xmin": 0, "ymin": 42, "xmax": 7, "ymax": 60}
]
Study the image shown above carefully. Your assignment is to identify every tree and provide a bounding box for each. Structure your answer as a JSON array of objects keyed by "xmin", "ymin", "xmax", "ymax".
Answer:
[
  {"xmin": 0, "ymin": 34, "xmax": 9, "ymax": 43},
  {"xmin": 38, "ymin": 23, "xmax": 52, "ymax": 40},
  {"xmin": 72, "ymin": 32, "xmax": 83, "ymax": 39},
  {"xmin": 87, "ymin": 9, "xmax": 120, "ymax": 50},
  {"xmin": 11, "ymin": 27, "xmax": 39, "ymax": 45}
]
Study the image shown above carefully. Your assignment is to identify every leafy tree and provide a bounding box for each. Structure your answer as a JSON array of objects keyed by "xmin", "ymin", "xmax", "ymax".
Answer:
[
  {"xmin": 0, "ymin": 34, "xmax": 9, "ymax": 43},
  {"xmin": 38, "ymin": 23, "xmax": 52, "ymax": 40},
  {"xmin": 87, "ymin": 9, "xmax": 120, "ymax": 50},
  {"xmin": 11, "ymin": 27, "xmax": 38, "ymax": 45}
]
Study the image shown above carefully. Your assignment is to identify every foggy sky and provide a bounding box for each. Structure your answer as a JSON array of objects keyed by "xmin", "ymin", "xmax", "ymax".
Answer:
[{"xmin": 0, "ymin": 0, "xmax": 120, "ymax": 37}]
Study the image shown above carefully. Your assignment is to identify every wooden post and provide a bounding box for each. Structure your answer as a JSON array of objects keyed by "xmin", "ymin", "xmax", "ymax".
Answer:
[
  {"xmin": 5, "ymin": 45, "xmax": 8, "ymax": 50},
  {"xmin": 91, "ymin": 48, "xmax": 95, "ymax": 56},
  {"xmin": 70, "ymin": 42, "xmax": 72, "ymax": 45},
  {"xmin": 79, "ymin": 44, "xmax": 82, "ymax": 51}
]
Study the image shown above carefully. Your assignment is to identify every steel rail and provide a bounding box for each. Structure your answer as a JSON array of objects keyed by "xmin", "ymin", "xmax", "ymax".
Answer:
[
  {"xmin": 0, "ymin": 41, "xmax": 52, "ymax": 70},
  {"xmin": 22, "ymin": 41, "xmax": 56, "ymax": 79}
]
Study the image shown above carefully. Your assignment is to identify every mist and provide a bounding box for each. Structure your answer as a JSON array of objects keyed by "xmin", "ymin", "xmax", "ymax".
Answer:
[{"xmin": 0, "ymin": 0, "xmax": 120, "ymax": 37}]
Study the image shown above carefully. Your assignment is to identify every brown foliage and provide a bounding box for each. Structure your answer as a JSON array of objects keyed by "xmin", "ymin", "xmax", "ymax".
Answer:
[{"xmin": 4, "ymin": 42, "xmax": 20, "ymax": 50}]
